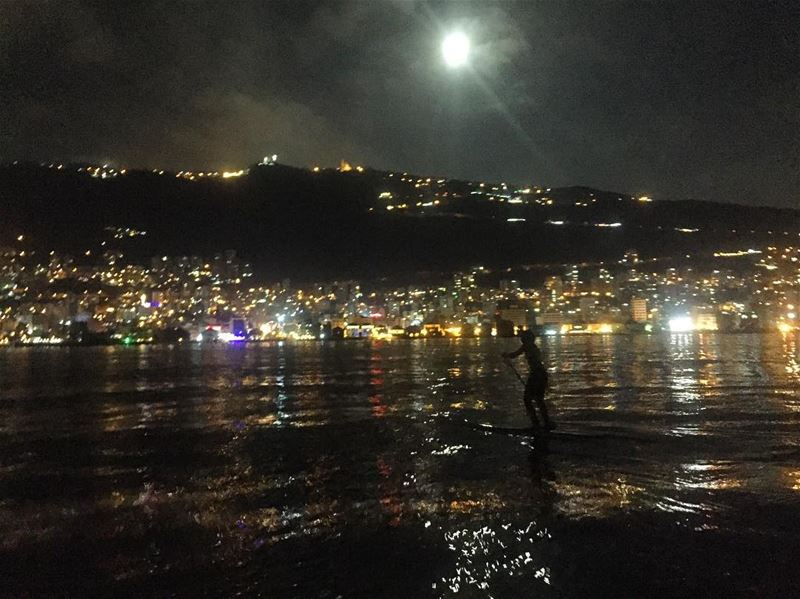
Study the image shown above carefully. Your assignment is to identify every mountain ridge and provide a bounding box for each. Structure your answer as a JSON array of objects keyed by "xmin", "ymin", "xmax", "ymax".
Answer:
[{"xmin": 1, "ymin": 161, "xmax": 797, "ymax": 281}]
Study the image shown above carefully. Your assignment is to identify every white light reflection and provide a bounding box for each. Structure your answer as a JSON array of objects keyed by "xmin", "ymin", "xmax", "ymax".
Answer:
[
  {"xmin": 431, "ymin": 444, "xmax": 471, "ymax": 456},
  {"xmin": 437, "ymin": 522, "xmax": 552, "ymax": 595}
]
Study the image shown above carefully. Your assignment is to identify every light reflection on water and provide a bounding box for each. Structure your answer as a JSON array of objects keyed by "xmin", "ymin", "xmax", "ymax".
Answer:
[{"xmin": 1, "ymin": 334, "xmax": 800, "ymax": 596}]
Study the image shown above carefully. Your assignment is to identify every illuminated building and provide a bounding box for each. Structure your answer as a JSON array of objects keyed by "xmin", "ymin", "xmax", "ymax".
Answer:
[
  {"xmin": 453, "ymin": 272, "xmax": 476, "ymax": 291},
  {"xmin": 692, "ymin": 310, "xmax": 719, "ymax": 331},
  {"xmin": 544, "ymin": 276, "xmax": 563, "ymax": 300},
  {"xmin": 346, "ymin": 317, "xmax": 373, "ymax": 338},
  {"xmin": 631, "ymin": 298, "xmax": 648, "ymax": 323},
  {"xmin": 539, "ymin": 312, "xmax": 564, "ymax": 326},
  {"xmin": 579, "ymin": 297, "xmax": 597, "ymax": 319}
]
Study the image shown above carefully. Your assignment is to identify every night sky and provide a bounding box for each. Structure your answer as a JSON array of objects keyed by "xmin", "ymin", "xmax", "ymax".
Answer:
[{"xmin": 2, "ymin": 0, "xmax": 798, "ymax": 207}]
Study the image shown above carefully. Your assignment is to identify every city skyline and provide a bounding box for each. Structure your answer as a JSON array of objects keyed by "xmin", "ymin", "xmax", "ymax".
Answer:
[{"xmin": 3, "ymin": 235, "xmax": 798, "ymax": 346}]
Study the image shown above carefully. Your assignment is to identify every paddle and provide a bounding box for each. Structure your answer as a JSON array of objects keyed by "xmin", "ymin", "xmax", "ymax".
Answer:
[{"xmin": 504, "ymin": 356, "xmax": 526, "ymax": 386}]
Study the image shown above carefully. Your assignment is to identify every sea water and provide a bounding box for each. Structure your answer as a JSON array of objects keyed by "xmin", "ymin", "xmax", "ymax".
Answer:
[{"xmin": 1, "ymin": 334, "xmax": 799, "ymax": 597}]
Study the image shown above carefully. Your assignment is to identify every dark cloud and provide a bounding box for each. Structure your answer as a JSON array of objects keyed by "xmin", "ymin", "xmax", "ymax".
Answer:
[
  {"xmin": 167, "ymin": 88, "xmax": 375, "ymax": 170},
  {"xmin": 1, "ymin": 0, "xmax": 798, "ymax": 207}
]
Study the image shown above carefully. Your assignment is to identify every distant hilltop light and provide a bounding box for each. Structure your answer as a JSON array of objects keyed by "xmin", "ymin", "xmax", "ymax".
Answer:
[
  {"xmin": 338, "ymin": 160, "xmax": 365, "ymax": 173},
  {"xmin": 261, "ymin": 154, "xmax": 278, "ymax": 165},
  {"xmin": 638, "ymin": 196, "xmax": 653, "ymax": 202}
]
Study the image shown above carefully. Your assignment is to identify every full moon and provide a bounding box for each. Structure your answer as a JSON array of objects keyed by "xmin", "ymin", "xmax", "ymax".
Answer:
[{"xmin": 442, "ymin": 32, "xmax": 470, "ymax": 68}]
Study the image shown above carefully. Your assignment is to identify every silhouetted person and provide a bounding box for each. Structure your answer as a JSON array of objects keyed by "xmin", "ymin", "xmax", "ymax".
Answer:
[{"xmin": 502, "ymin": 330, "xmax": 553, "ymax": 430}]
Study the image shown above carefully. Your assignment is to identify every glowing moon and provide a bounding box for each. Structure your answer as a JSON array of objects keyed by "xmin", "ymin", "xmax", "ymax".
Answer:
[{"xmin": 442, "ymin": 32, "xmax": 470, "ymax": 68}]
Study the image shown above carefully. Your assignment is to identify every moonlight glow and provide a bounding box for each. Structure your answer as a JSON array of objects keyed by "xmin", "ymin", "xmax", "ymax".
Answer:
[{"xmin": 442, "ymin": 32, "xmax": 470, "ymax": 68}]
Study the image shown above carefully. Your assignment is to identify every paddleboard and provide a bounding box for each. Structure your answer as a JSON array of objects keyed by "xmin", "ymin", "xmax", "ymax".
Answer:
[
  {"xmin": 469, "ymin": 421, "xmax": 539, "ymax": 436},
  {"xmin": 465, "ymin": 419, "xmax": 654, "ymax": 442}
]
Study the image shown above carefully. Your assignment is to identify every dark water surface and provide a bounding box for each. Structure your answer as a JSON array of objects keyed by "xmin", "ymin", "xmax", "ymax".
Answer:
[{"xmin": 2, "ymin": 334, "xmax": 800, "ymax": 598}]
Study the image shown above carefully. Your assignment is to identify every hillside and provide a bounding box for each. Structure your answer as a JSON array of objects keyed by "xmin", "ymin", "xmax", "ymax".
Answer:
[{"xmin": 1, "ymin": 162, "xmax": 797, "ymax": 281}]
